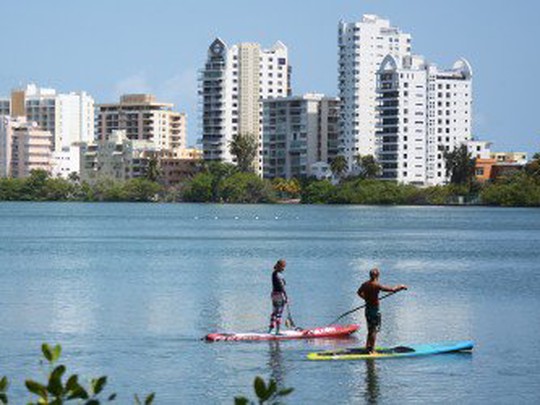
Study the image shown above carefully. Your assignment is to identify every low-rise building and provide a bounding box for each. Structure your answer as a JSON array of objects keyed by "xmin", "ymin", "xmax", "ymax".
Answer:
[
  {"xmin": 467, "ymin": 140, "xmax": 492, "ymax": 159},
  {"xmin": 0, "ymin": 117, "xmax": 52, "ymax": 178},
  {"xmin": 80, "ymin": 130, "xmax": 155, "ymax": 183},
  {"xmin": 490, "ymin": 152, "xmax": 528, "ymax": 164},
  {"xmin": 51, "ymin": 145, "xmax": 82, "ymax": 179},
  {"xmin": 159, "ymin": 148, "xmax": 203, "ymax": 186},
  {"xmin": 262, "ymin": 94, "xmax": 339, "ymax": 179}
]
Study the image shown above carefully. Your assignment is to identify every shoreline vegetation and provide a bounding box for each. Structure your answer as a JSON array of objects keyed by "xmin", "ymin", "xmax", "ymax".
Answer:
[{"xmin": 1, "ymin": 158, "xmax": 540, "ymax": 207}]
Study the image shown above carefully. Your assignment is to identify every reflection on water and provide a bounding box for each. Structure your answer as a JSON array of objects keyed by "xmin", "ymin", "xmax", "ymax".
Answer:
[
  {"xmin": 364, "ymin": 360, "xmax": 380, "ymax": 404},
  {"xmin": 267, "ymin": 341, "xmax": 285, "ymax": 387}
]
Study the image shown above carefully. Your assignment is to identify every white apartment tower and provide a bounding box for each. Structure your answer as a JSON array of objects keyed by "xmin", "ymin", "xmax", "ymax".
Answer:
[
  {"xmin": 200, "ymin": 38, "xmax": 291, "ymax": 171},
  {"xmin": 338, "ymin": 15, "xmax": 411, "ymax": 166},
  {"xmin": 376, "ymin": 55, "xmax": 473, "ymax": 185}
]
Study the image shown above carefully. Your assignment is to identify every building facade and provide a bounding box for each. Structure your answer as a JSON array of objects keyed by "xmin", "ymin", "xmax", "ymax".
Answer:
[
  {"xmin": 376, "ymin": 55, "xmax": 473, "ymax": 185},
  {"xmin": 51, "ymin": 145, "xmax": 82, "ymax": 179},
  {"xmin": 8, "ymin": 84, "xmax": 94, "ymax": 152},
  {"xmin": 338, "ymin": 15, "xmax": 411, "ymax": 166},
  {"xmin": 262, "ymin": 94, "xmax": 339, "ymax": 179},
  {"xmin": 0, "ymin": 117, "xmax": 53, "ymax": 178},
  {"xmin": 467, "ymin": 140, "xmax": 492, "ymax": 159},
  {"xmin": 80, "ymin": 130, "xmax": 156, "ymax": 182},
  {"xmin": 0, "ymin": 99, "xmax": 9, "ymax": 116},
  {"xmin": 490, "ymin": 151, "xmax": 528, "ymax": 164},
  {"xmin": 96, "ymin": 94, "xmax": 186, "ymax": 155},
  {"xmin": 200, "ymin": 38, "xmax": 291, "ymax": 172}
]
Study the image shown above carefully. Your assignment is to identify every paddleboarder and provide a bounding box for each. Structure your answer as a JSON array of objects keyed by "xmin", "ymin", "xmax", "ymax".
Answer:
[
  {"xmin": 268, "ymin": 259, "xmax": 288, "ymax": 335},
  {"xmin": 357, "ymin": 268, "xmax": 407, "ymax": 353}
]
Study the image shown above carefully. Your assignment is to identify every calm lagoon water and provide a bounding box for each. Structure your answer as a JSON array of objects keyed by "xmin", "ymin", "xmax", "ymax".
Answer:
[{"xmin": 0, "ymin": 202, "xmax": 539, "ymax": 404}]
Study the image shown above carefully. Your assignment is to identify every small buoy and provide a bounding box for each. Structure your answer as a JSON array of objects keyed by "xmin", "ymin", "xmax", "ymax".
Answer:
[
  {"xmin": 234, "ymin": 216, "xmax": 239, "ymax": 220},
  {"xmin": 214, "ymin": 216, "xmax": 219, "ymax": 220},
  {"xmin": 275, "ymin": 216, "xmax": 279, "ymax": 220},
  {"xmin": 255, "ymin": 216, "xmax": 259, "ymax": 220}
]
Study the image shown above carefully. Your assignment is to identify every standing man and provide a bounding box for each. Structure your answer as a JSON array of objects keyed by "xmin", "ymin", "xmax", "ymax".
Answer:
[
  {"xmin": 357, "ymin": 268, "xmax": 407, "ymax": 353},
  {"xmin": 268, "ymin": 259, "xmax": 288, "ymax": 335}
]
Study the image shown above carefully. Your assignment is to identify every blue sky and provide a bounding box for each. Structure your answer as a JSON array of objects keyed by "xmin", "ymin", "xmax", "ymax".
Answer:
[{"xmin": 1, "ymin": 0, "xmax": 538, "ymax": 153}]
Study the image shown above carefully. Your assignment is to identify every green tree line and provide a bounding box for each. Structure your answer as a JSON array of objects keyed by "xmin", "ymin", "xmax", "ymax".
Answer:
[{"xmin": 1, "ymin": 152, "xmax": 540, "ymax": 206}]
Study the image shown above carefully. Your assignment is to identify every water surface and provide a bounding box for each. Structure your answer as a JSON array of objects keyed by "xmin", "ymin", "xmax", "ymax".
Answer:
[{"xmin": 0, "ymin": 203, "xmax": 539, "ymax": 403}]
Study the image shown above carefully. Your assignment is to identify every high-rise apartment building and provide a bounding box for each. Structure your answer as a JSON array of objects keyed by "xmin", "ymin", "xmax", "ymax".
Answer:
[
  {"xmin": 7, "ymin": 84, "xmax": 94, "ymax": 152},
  {"xmin": 0, "ymin": 99, "xmax": 9, "ymax": 116},
  {"xmin": 338, "ymin": 15, "xmax": 411, "ymax": 166},
  {"xmin": 376, "ymin": 55, "xmax": 473, "ymax": 185},
  {"xmin": 262, "ymin": 94, "xmax": 339, "ymax": 179},
  {"xmin": 96, "ymin": 94, "xmax": 186, "ymax": 156},
  {"xmin": 200, "ymin": 38, "xmax": 291, "ymax": 172},
  {"xmin": 0, "ymin": 117, "xmax": 53, "ymax": 178}
]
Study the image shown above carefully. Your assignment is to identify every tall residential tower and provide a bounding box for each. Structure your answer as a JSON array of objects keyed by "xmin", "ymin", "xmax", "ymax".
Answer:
[
  {"xmin": 376, "ymin": 55, "xmax": 473, "ymax": 185},
  {"xmin": 200, "ymin": 38, "xmax": 291, "ymax": 172},
  {"xmin": 338, "ymin": 15, "xmax": 411, "ymax": 166}
]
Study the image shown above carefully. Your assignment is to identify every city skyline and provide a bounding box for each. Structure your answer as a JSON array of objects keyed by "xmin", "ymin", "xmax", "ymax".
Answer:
[{"xmin": 0, "ymin": 0, "xmax": 538, "ymax": 153}]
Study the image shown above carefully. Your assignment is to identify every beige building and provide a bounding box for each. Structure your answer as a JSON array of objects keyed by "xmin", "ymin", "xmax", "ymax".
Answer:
[
  {"xmin": 80, "ymin": 130, "xmax": 155, "ymax": 182},
  {"xmin": 96, "ymin": 94, "xmax": 186, "ymax": 155},
  {"xmin": 0, "ymin": 117, "xmax": 52, "ymax": 178},
  {"xmin": 490, "ymin": 152, "xmax": 528, "ymax": 164}
]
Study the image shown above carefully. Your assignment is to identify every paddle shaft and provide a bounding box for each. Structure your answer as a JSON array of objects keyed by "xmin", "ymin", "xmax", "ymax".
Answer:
[
  {"xmin": 285, "ymin": 302, "xmax": 302, "ymax": 330},
  {"xmin": 329, "ymin": 291, "xmax": 399, "ymax": 325}
]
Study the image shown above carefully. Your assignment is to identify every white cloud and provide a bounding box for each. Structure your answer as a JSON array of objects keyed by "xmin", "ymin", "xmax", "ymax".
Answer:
[{"xmin": 113, "ymin": 72, "xmax": 153, "ymax": 98}]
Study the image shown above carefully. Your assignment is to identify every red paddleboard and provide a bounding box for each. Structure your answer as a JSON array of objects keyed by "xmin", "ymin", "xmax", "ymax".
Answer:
[{"xmin": 204, "ymin": 324, "xmax": 359, "ymax": 342}]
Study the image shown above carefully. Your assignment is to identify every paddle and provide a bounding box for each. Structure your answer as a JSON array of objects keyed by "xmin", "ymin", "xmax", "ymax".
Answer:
[
  {"xmin": 329, "ymin": 290, "xmax": 400, "ymax": 325},
  {"xmin": 284, "ymin": 302, "xmax": 303, "ymax": 331}
]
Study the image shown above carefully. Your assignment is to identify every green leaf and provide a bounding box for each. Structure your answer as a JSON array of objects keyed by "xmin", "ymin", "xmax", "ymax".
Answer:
[
  {"xmin": 277, "ymin": 387, "xmax": 294, "ymax": 396},
  {"xmin": 134, "ymin": 394, "xmax": 142, "ymax": 405},
  {"xmin": 144, "ymin": 393, "xmax": 155, "ymax": 405},
  {"xmin": 51, "ymin": 345, "xmax": 62, "ymax": 363},
  {"xmin": 84, "ymin": 400, "xmax": 100, "ymax": 405},
  {"xmin": 267, "ymin": 379, "xmax": 277, "ymax": 397},
  {"xmin": 253, "ymin": 376, "xmax": 267, "ymax": 400},
  {"xmin": 0, "ymin": 376, "xmax": 8, "ymax": 391},
  {"xmin": 25, "ymin": 380, "xmax": 48, "ymax": 398},
  {"xmin": 0, "ymin": 392, "xmax": 8, "ymax": 405},
  {"xmin": 108, "ymin": 393, "xmax": 117, "ymax": 401},
  {"xmin": 65, "ymin": 375, "xmax": 79, "ymax": 392},
  {"xmin": 66, "ymin": 385, "xmax": 89, "ymax": 400},
  {"xmin": 48, "ymin": 365, "xmax": 66, "ymax": 396},
  {"xmin": 91, "ymin": 376, "xmax": 107, "ymax": 395},
  {"xmin": 42, "ymin": 344, "xmax": 53, "ymax": 362},
  {"xmin": 234, "ymin": 397, "xmax": 249, "ymax": 405}
]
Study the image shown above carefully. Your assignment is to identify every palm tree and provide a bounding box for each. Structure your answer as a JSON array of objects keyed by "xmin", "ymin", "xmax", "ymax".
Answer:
[
  {"xmin": 444, "ymin": 144, "xmax": 476, "ymax": 185},
  {"xmin": 354, "ymin": 154, "xmax": 381, "ymax": 179},
  {"xmin": 229, "ymin": 133, "xmax": 258, "ymax": 173},
  {"xmin": 330, "ymin": 155, "xmax": 348, "ymax": 179},
  {"xmin": 145, "ymin": 155, "xmax": 162, "ymax": 183}
]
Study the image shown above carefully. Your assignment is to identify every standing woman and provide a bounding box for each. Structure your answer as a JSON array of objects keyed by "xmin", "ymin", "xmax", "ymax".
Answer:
[{"xmin": 268, "ymin": 259, "xmax": 288, "ymax": 335}]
